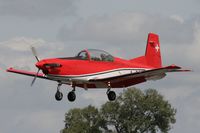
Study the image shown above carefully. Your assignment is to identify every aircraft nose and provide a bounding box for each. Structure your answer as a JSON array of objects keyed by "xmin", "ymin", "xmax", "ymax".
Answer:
[{"xmin": 35, "ymin": 61, "xmax": 45, "ymax": 69}]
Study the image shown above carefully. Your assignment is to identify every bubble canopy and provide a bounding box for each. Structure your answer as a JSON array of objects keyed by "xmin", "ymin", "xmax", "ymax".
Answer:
[{"xmin": 77, "ymin": 49, "xmax": 114, "ymax": 62}]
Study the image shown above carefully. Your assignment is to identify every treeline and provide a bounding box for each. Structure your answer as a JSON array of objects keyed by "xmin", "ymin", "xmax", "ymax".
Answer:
[{"xmin": 61, "ymin": 88, "xmax": 176, "ymax": 133}]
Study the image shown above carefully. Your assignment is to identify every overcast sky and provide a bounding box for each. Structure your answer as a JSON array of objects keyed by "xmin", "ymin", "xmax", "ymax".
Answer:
[{"xmin": 0, "ymin": 0, "xmax": 200, "ymax": 133}]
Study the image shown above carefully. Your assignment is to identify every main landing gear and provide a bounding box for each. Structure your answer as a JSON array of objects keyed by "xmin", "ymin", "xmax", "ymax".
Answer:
[
  {"xmin": 55, "ymin": 83, "xmax": 76, "ymax": 102},
  {"xmin": 107, "ymin": 89, "xmax": 116, "ymax": 101},
  {"xmin": 67, "ymin": 87, "xmax": 76, "ymax": 102},
  {"xmin": 106, "ymin": 82, "xmax": 116, "ymax": 101}
]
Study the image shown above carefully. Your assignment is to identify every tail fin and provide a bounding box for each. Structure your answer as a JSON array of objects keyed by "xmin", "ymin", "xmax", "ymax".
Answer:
[
  {"xmin": 129, "ymin": 33, "xmax": 162, "ymax": 68},
  {"xmin": 145, "ymin": 33, "xmax": 162, "ymax": 68}
]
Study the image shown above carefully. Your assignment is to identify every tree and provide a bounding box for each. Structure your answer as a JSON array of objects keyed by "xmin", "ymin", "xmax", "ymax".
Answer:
[
  {"xmin": 101, "ymin": 88, "xmax": 176, "ymax": 133},
  {"xmin": 61, "ymin": 88, "xmax": 176, "ymax": 133},
  {"xmin": 62, "ymin": 105, "xmax": 107, "ymax": 133}
]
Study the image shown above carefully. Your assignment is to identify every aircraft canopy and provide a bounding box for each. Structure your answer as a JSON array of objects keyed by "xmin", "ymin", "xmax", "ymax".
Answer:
[{"xmin": 77, "ymin": 49, "xmax": 114, "ymax": 62}]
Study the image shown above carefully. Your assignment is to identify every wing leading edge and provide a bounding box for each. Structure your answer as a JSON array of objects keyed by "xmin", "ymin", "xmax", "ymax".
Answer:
[{"xmin": 7, "ymin": 67, "xmax": 50, "ymax": 80}]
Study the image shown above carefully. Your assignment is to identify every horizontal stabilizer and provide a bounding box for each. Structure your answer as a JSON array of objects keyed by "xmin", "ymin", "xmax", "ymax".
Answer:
[{"xmin": 163, "ymin": 65, "xmax": 191, "ymax": 72}]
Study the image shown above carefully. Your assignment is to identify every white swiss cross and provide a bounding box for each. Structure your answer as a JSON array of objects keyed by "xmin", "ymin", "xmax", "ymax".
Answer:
[{"xmin": 155, "ymin": 44, "xmax": 160, "ymax": 52}]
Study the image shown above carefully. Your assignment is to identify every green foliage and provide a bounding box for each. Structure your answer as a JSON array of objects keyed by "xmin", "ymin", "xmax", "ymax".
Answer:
[
  {"xmin": 101, "ymin": 88, "xmax": 176, "ymax": 133},
  {"xmin": 61, "ymin": 88, "xmax": 176, "ymax": 133},
  {"xmin": 62, "ymin": 105, "xmax": 106, "ymax": 133}
]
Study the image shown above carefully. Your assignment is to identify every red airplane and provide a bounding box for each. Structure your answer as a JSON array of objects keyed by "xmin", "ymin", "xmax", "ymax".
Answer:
[{"xmin": 7, "ymin": 33, "xmax": 190, "ymax": 102}]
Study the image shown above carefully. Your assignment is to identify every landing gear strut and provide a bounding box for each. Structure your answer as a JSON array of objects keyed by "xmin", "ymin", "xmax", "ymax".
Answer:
[
  {"xmin": 67, "ymin": 87, "xmax": 76, "ymax": 102},
  {"xmin": 55, "ymin": 83, "xmax": 63, "ymax": 101}
]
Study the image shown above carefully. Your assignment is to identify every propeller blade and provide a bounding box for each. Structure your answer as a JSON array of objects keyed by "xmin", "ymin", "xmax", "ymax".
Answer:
[
  {"xmin": 31, "ymin": 69, "xmax": 40, "ymax": 86},
  {"xmin": 31, "ymin": 46, "xmax": 40, "ymax": 62}
]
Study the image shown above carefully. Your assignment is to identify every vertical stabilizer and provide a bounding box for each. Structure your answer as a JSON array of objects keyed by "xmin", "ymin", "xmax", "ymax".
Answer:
[
  {"xmin": 129, "ymin": 33, "xmax": 162, "ymax": 68},
  {"xmin": 145, "ymin": 33, "xmax": 162, "ymax": 68}
]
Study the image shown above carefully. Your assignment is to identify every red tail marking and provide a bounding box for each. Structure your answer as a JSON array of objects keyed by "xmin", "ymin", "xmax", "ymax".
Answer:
[
  {"xmin": 145, "ymin": 33, "xmax": 162, "ymax": 68},
  {"xmin": 129, "ymin": 33, "xmax": 162, "ymax": 68}
]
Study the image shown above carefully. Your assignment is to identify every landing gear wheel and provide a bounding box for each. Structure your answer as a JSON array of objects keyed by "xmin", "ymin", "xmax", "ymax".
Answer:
[
  {"xmin": 107, "ymin": 91, "xmax": 116, "ymax": 101},
  {"xmin": 68, "ymin": 91, "xmax": 76, "ymax": 102},
  {"xmin": 55, "ymin": 91, "xmax": 63, "ymax": 101}
]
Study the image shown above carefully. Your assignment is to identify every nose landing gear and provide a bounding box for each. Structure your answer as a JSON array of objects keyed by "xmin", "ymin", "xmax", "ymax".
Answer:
[{"xmin": 55, "ymin": 83, "xmax": 63, "ymax": 101}]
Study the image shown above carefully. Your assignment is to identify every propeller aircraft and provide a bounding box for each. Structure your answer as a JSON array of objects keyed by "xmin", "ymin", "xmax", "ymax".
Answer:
[{"xmin": 7, "ymin": 33, "xmax": 190, "ymax": 102}]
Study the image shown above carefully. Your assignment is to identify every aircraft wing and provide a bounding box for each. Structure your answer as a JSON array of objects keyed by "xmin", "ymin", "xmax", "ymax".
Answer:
[
  {"xmin": 6, "ymin": 67, "xmax": 51, "ymax": 80},
  {"xmin": 89, "ymin": 65, "xmax": 191, "ymax": 82}
]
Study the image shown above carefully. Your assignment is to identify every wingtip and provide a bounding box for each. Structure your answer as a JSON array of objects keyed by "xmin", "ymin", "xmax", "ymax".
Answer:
[{"xmin": 6, "ymin": 67, "xmax": 13, "ymax": 72}]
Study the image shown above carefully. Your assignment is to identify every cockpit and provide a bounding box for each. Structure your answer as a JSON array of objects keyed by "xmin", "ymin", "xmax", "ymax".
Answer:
[{"xmin": 77, "ymin": 49, "xmax": 114, "ymax": 62}]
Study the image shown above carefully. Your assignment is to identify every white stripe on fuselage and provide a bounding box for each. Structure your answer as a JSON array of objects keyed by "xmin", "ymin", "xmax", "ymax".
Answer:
[{"xmin": 46, "ymin": 68, "xmax": 150, "ymax": 82}]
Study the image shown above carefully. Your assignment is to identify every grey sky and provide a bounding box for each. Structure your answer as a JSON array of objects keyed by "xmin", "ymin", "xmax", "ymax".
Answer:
[
  {"xmin": 0, "ymin": 0, "xmax": 78, "ymax": 18},
  {"xmin": 0, "ymin": 0, "xmax": 200, "ymax": 133}
]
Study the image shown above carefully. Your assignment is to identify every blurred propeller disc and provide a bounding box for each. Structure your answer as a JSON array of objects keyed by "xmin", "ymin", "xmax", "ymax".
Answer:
[
  {"xmin": 31, "ymin": 46, "xmax": 40, "ymax": 62},
  {"xmin": 31, "ymin": 69, "xmax": 40, "ymax": 86}
]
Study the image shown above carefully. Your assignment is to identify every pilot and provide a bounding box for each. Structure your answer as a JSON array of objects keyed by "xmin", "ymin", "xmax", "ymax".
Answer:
[{"xmin": 100, "ymin": 53, "xmax": 107, "ymax": 61}]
